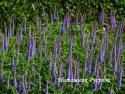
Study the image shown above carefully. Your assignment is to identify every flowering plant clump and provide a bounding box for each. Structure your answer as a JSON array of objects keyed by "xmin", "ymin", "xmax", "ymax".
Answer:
[{"xmin": 0, "ymin": 8, "xmax": 125, "ymax": 94}]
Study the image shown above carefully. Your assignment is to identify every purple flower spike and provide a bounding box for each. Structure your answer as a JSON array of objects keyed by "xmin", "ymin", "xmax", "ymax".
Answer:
[
  {"xmin": 2, "ymin": 35, "xmax": 5, "ymax": 53},
  {"xmin": 22, "ymin": 75, "xmax": 26, "ymax": 94},
  {"xmin": 13, "ymin": 78, "xmax": 17, "ymax": 89},
  {"xmin": 80, "ymin": 14, "xmax": 84, "ymax": 27},
  {"xmin": 49, "ymin": 52, "xmax": 52, "ymax": 71},
  {"xmin": 0, "ymin": 61, "xmax": 3, "ymax": 82},
  {"xmin": 26, "ymin": 49, "xmax": 31, "ymax": 62},
  {"xmin": 66, "ymin": 67, "xmax": 70, "ymax": 79},
  {"xmin": 118, "ymin": 67, "xmax": 123, "ymax": 89},
  {"xmin": 52, "ymin": 62, "xmax": 56, "ymax": 83},
  {"xmin": 110, "ymin": 9, "xmax": 116, "ymax": 31},
  {"xmin": 113, "ymin": 39, "xmax": 117, "ymax": 75},
  {"xmin": 59, "ymin": 59, "xmax": 63, "ymax": 78},
  {"xmin": 80, "ymin": 29, "xmax": 84, "ymax": 48},
  {"xmin": 65, "ymin": 13, "xmax": 70, "ymax": 27},
  {"xmin": 61, "ymin": 23, "xmax": 65, "ymax": 34},
  {"xmin": 45, "ymin": 81, "xmax": 48, "ymax": 94},
  {"xmin": 99, "ymin": 8, "xmax": 104, "ymax": 25},
  {"xmin": 38, "ymin": 42, "xmax": 42, "ymax": 61},
  {"xmin": 4, "ymin": 35, "xmax": 8, "ymax": 50}
]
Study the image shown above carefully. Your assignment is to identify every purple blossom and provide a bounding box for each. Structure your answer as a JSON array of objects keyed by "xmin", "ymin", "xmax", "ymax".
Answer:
[
  {"xmin": 99, "ymin": 8, "xmax": 104, "ymax": 25},
  {"xmin": 17, "ymin": 81, "xmax": 21, "ymax": 93},
  {"xmin": 26, "ymin": 49, "xmax": 31, "ymax": 62},
  {"xmin": 22, "ymin": 75, "xmax": 26, "ymax": 94},
  {"xmin": 80, "ymin": 29, "xmax": 84, "ymax": 48},
  {"xmin": 88, "ymin": 54, "xmax": 93, "ymax": 74},
  {"xmin": 45, "ymin": 81, "xmax": 48, "ymax": 94},
  {"xmin": 66, "ymin": 67, "xmax": 70, "ymax": 79},
  {"xmin": 49, "ymin": 52, "xmax": 52, "ymax": 71},
  {"xmin": 118, "ymin": 67, "xmax": 123, "ymax": 89},
  {"xmin": 2, "ymin": 35, "xmax": 5, "ymax": 53},
  {"xmin": 65, "ymin": 13, "xmax": 70, "ymax": 27},
  {"xmin": 4, "ymin": 35, "xmax": 8, "ymax": 51},
  {"xmin": 13, "ymin": 78, "xmax": 17, "ymax": 89},
  {"xmin": 110, "ymin": 9, "xmax": 116, "ymax": 31},
  {"xmin": 59, "ymin": 59, "xmax": 63, "ymax": 78},
  {"xmin": 30, "ymin": 38, "xmax": 36, "ymax": 58},
  {"xmin": 0, "ymin": 61, "xmax": 3, "ymax": 82},
  {"xmin": 113, "ymin": 39, "xmax": 117, "ymax": 75},
  {"xmin": 60, "ymin": 23, "xmax": 65, "ymax": 34},
  {"xmin": 38, "ymin": 42, "xmax": 42, "ymax": 60},
  {"xmin": 51, "ymin": 60, "xmax": 56, "ymax": 82},
  {"xmin": 80, "ymin": 14, "xmax": 84, "ymax": 27}
]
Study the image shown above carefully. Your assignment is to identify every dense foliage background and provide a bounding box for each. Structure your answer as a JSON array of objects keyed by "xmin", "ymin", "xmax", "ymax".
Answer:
[
  {"xmin": 0, "ymin": 0, "xmax": 125, "ymax": 94},
  {"xmin": 0, "ymin": 0, "xmax": 125, "ymax": 25}
]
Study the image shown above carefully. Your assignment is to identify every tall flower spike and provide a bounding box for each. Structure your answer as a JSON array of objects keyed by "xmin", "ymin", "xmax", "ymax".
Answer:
[
  {"xmin": 4, "ymin": 34, "xmax": 8, "ymax": 50},
  {"xmin": 99, "ymin": 8, "xmax": 104, "ymax": 26},
  {"xmin": 49, "ymin": 52, "xmax": 52, "ymax": 71},
  {"xmin": 68, "ymin": 36, "xmax": 73, "ymax": 79},
  {"xmin": 80, "ymin": 14, "xmax": 84, "ymax": 27},
  {"xmin": 22, "ymin": 75, "xmax": 26, "ymax": 94},
  {"xmin": 26, "ymin": 49, "xmax": 31, "ymax": 63},
  {"xmin": 2, "ymin": 35, "xmax": 5, "ymax": 53},
  {"xmin": 54, "ymin": 6, "xmax": 57, "ymax": 21},
  {"xmin": 80, "ymin": 29, "xmax": 84, "ymax": 48},
  {"xmin": 59, "ymin": 58, "xmax": 63, "ymax": 78},
  {"xmin": 65, "ymin": 13, "xmax": 70, "ymax": 27},
  {"xmin": 75, "ymin": 17, "xmax": 78, "ymax": 32},
  {"xmin": 0, "ymin": 61, "xmax": 3, "ymax": 82},
  {"xmin": 17, "ymin": 80, "xmax": 21, "ymax": 93},
  {"xmin": 118, "ymin": 66, "xmax": 123, "ymax": 89},
  {"xmin": 56, "ymin": 59, "xmax": 63, "ymax": 89},
  {"xmin": 61, "ymin": 18, "xmax": 66, "ymax": 34},
  {"xmin": 109, "ymin": 84, "xmax": 114, "ymax": 94},
  {"xmin": 113, "ymin": 38, "xmax": 117, "ymax": 75},
  {"xmin": 7, "ymin": 71, "xmax": 10, "ymax": 88},
  {"xmin": 30, "ymin": 36, "xmax": 36, "ymax": 58},
  {"xmin": 45, "ymin": 81, "xmax": 48, "ymax": 94},
  {"xmin": 13, "ymin": 64, "xmax": 17, "ymax": 89},
  {"xmin": 51, "ymin": 58, "xmax": 56, "ymax": 83},
  {"xmin": 38, "ymin": 42, "xmax": 42, "ymax": 61},
  {"xmin": 66, "ymin": 67, "xmax": 70, "ymax": 79},
  {"xmin": 110, "ymin": 9, "xmax": 116, "ymax": 31},
  {"xmin": 88, "ymin": 53, "xmax": 93, "ymax": 74}
]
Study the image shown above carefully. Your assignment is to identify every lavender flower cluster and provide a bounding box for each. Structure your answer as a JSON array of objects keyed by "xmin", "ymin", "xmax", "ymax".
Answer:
[{"xmin": 0, "ymin": 8, "xmax": 125, "ymax": 94}]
